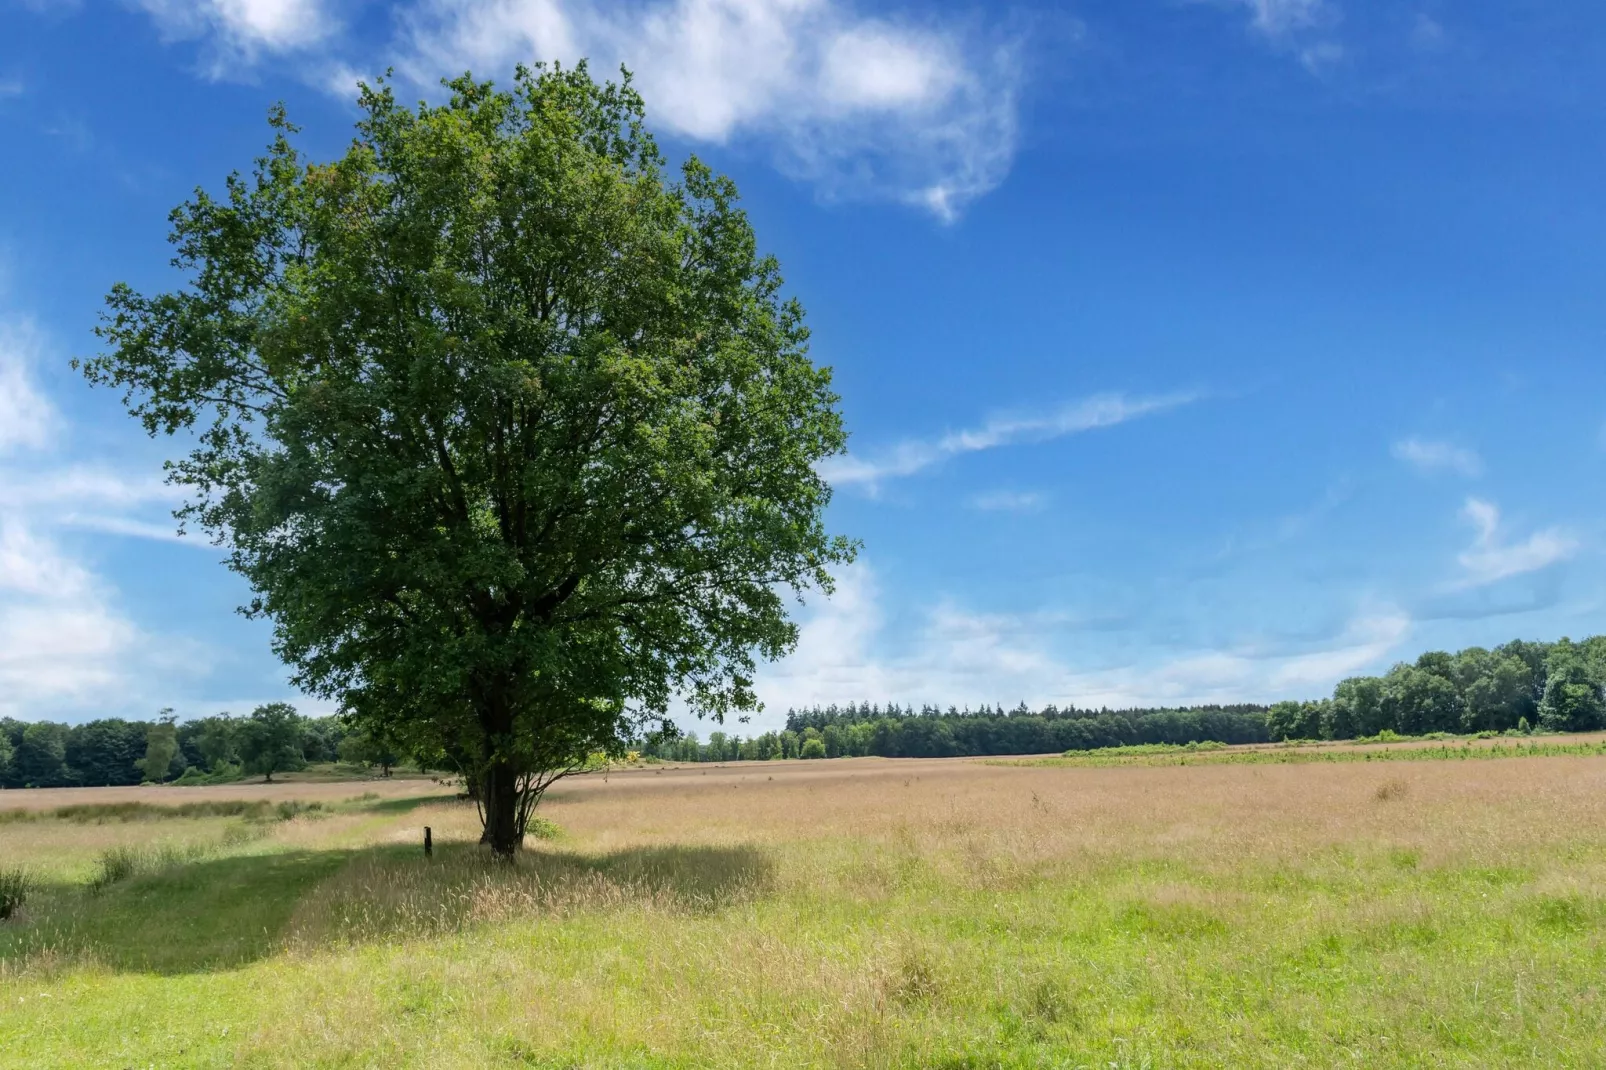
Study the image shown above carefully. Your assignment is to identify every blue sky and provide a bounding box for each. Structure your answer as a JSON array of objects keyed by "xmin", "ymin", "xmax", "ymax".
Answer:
[{"xmin": 2, "ymin": 0, "xmax": 1605, "ymax": 729}]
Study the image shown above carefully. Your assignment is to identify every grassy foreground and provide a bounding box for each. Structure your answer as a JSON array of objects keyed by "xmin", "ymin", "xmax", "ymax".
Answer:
[{"xmin": 2, "ymin": 752, "xmax": 1605, "ymax": 1067}]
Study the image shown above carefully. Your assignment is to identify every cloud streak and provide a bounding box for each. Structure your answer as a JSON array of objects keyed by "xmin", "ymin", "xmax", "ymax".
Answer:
[
  {"xmin": 822, "ymin": 391, "xmax": 1197, "ymax": 491},
  {"xmin": 1392, "ymin": 436, "xmax": 1482, "ymax": 477},
  {"xmin": 0, "ymin": 319, "xmax": 55, "ymax": 453},
  {"xmin": 968, "ymin": 489, "xmax": 1046, "ymax": 513},
  {"xmin": 1213, "ymin": 0, "xmax": 1343, "ymax": 73},
  {"xmin": 1454, "ymin": 497, "xmax": 1576, "ymax": 589},
  {"xmin": 0, "ymin": 312, "xmax": 199, "ymax": 716}
]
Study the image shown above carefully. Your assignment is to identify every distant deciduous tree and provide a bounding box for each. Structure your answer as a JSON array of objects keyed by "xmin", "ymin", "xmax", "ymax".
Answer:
[
  {"xmin": 194, "ymin": 715, "xmax": 240, "ymax": 772},
  {"xmin": 238, "ymin": 704, "xmax": 306, "ymax": 782},
  {"xmin": 338, "ymin": 728, "xmax": 400, "ymax": 775},
  {"xmin": 135, "ymin": 712, "xmax": 180, "ymax": 784},
  {"xmin": 14, "ymin": 723, "xmax": 69, "ymax": 787},
  {"xmin": 1538, "ymin": 645, "xmax": 1605, "ymax": 733}
]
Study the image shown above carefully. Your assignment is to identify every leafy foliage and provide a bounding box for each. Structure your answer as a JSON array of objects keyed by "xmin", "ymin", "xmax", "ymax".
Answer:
[
  {"xmin": 81, "ymin": 64, "xmax": 851, "ymax": 851},
  {"xmin": 237, "ymin": 704, "xmax": 306, "ymax": 782},
  {"xmin": 134, "ymin": 713, "xmax": 180, "ymax": 784}
]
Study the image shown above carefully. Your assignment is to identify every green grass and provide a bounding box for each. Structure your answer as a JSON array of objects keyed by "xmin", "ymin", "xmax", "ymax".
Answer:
[{"xmin": 1, "ymin": 758, "xmax": 1604, "ymax": 1067}]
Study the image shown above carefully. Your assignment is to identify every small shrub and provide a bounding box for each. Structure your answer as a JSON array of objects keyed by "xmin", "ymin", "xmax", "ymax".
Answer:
[
  {"xmin": 0, "ymin": 866, "xmax": 31, "ymax": 920},
  {"xmin": 91, "ymin": 845, "xmax": 142, "ymax": 892}
]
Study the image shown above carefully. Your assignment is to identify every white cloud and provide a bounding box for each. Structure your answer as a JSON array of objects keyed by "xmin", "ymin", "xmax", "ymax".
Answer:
[
  {"xmin": 746, "ymin": 561, "xmax": 1410, "ymax": 725},
  {"xmin": 0, "ymin": 465, "xmax": 175, "ymax": 510},
  {"xmin": 1241, "ymin": 0, "xmax": 1328, "ymax": 37},
  {"xmin": 117, "ymin": 0, "xmax": 1020, "ymax": 218},
  {"xmin": 1392, "ymin": 436, "xmax": 1482, "ymax": 477},
  {"xmin": 0, "ymin": 517, "xmax": 143, "ymax": 717},
  {"xmin": 134, "ymin": 0, "xmax": 332, "ymax": 60},
  {"xmin": 1454, "ymin": 497, "xmax": 1577, "ymax": 589},
  {"xmin": 0, "ymin": 314, "xmax": 197, "ymax": 717},
  {"xmin": 968, "ymin": 489, "xmax": 1045, "ymax": 513},
  {"xmin": 1211, "ymin": 0, "xmax": 1342, "ymax": 73},
  {"xmin": 0, "ymin": 319, "xmax": 55, "ymax": 454},
  {"xmin": 394, "ymin": 0, "xmax": 1021, "ymax": 219},
  {"xmin": 1411, "ymin": 12, "xmax": 1445, "ymax": 51},
  {"xmin": 822, "ymin": 391, "xmax": 1196, "ymax": 491}
]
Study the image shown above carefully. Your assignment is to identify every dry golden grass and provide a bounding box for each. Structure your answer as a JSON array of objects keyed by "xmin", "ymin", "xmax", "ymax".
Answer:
[
  {"xmin": 4, "ymin": 753, "xmax": 1606, "ymax": 1067},
  {"xmin": 0, "ymin": 775, "xmax": 445, "ymax": 812}
]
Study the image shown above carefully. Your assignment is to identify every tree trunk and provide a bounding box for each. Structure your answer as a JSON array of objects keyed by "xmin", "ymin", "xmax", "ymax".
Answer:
[{"xmin": 481, "ymin": 755, "xmax": 521, "ymax": 858}]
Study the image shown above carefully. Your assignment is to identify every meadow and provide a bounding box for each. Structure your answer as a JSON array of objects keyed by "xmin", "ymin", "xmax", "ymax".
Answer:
[{"xmin": 2, "ymin": 746, "xmax": 1604, "ymax": 1067}]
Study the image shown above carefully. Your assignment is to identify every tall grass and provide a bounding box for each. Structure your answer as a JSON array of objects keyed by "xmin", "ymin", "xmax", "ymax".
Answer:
[
  {"xmin": 87, "ymin": 821, "xmax": 279, "ymax": 892},
  {"xmin": 0, "ymin": 868, "xmax": 29, "ymax": 921},
  {"xmin": 0, "ymin": 799, "xmax": 327, "ymax": 825}
]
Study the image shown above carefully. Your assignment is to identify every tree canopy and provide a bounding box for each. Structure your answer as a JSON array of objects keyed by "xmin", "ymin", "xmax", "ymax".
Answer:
[{"xmin": 82, "ymin": 64, "xmax": 853, "ymax": 852}]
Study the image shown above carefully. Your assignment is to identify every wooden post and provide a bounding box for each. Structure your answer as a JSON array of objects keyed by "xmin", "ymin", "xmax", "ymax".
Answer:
[{"xmin": 424, "ymin": 826, "xmax": 433, "ymax": 858}]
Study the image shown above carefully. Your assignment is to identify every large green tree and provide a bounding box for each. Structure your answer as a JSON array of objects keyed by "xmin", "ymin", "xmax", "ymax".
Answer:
[{"xmin": 83, "ymin": 65, "xmax": 853, "ymax": 854}]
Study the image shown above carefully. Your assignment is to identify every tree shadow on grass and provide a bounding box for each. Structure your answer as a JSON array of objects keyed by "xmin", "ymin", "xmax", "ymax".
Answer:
[
  {"xmin": 0, "ymin": 840, "xmax": 773, "ymax": 977},
  {"xmin": 360, "ymin": 793, "xmax": 465, "ymax": 815}
]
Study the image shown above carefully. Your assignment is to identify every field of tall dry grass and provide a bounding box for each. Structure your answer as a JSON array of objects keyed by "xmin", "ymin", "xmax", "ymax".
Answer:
[{"xmin": 3, "ymin": 751, "xmax": 1604, "ymax": 1066}]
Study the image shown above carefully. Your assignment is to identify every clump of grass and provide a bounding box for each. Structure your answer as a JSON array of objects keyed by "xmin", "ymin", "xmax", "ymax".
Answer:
[
  {"xmin": 89, "ymin": 846, "xmax": 141, "ymax": 892},
  {"xmin": 86, "ymin": 821, "xmax": 279, "ymax": 893},
  {"xmin": 0, "ymin": 866, "xmax": 31, "ymax": 920},
  {"xmin": 1375, "ymin": 779, "xmax": 1409, "ymax": 801}
]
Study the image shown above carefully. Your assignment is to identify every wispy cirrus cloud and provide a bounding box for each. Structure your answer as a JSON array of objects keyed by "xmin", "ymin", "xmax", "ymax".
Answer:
[
  {"xmin": 968, "ymin": 489, "xmax": 1046, "ymax": 513},
  {"xmin": 1212, "ymin": 0, "xmax": 1343, "ymax": 73},
  {"xmin": 1392, "ymin": 436, "xmax": 1482, "ymax": 477},
  {"xmin": 822, "ymin": 391, "xmax": 1198, "ymax": 492},
  {"xmin": 1454, "ymin": 497, "xmax": 1577, "ymax": 589},
  {"xmin": 0, "ymin": 311, "xmax": 201, "ymax": 717},
  {"xmin": 0, "ymin": 319, "xmax": 55, "ymax": 452}
]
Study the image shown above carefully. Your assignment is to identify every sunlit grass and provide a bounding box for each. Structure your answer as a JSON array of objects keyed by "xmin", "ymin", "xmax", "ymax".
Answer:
[{"xmin": 1, "ymin": 754, "xmax": 1604, "ymax": 1066}]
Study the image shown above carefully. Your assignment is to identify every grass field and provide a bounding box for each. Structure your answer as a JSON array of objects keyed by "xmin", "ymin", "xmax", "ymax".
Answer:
[{"xmin": 2, "ymin": 747, "xmax": 1605, "ymax": 1068}]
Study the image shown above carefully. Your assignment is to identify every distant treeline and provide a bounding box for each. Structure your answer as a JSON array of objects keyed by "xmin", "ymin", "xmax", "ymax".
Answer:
[
  {"xmin": 643, "ymin": 635, "xmax": 1606, "ymax": 762},
  {"xmin": 1265, "ymin": 637, "xmax": 1606, "ymax": 740},
  {"xmin": 642, "ymin": 703, "xmax": 1272, "ymax": 762},
  {"xmin": 0, "ymin": 705, "xmax": 400, "ymax": 789},
  {"xmin": 9, "ymin": 636, "xmax": 1606, "ymax": 781}
]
